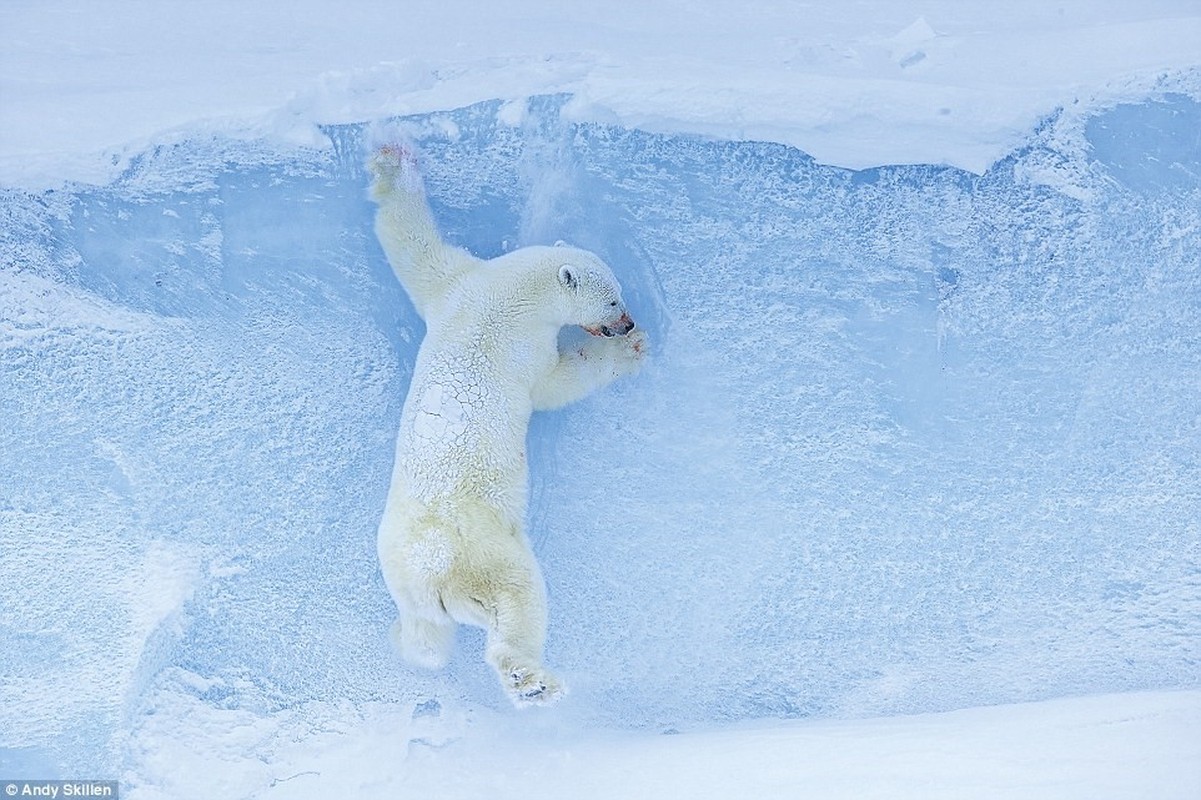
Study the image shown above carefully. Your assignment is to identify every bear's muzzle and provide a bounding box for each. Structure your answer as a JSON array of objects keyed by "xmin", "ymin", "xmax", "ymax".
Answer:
[{"xmin": 586, "ymin": 312, "xmax": 635, "ymax": 338}]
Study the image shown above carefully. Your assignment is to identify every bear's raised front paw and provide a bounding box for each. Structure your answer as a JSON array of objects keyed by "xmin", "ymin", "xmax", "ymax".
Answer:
[
  {"xmin": 613, "ymin": 328, "xmax": 648, "ymax": 375},
  {"xmin": 367, "ymin": 143, "xmax": 423, "ymax": 194},
  {"xmin": 374, "ymin": 142, "xmax": 416, "ymax": 166},
  {"xmin": 506, "ymin": 666, "xmax": 566, "ymax": 708},
  {"xmin": 626, "ymin": 328, "xmax": 648, "ymax": 358}
]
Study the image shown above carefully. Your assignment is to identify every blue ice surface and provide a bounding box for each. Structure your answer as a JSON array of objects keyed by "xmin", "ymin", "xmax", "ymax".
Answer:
[{"xmin": 1, "ymin": 91, "xmax": 1199, "ymax": 777}]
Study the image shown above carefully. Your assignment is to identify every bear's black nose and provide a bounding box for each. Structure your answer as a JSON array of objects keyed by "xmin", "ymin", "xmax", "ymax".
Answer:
[{"xmin": 597, "ymin": 312, "xmax": 635, "ymax": 337}]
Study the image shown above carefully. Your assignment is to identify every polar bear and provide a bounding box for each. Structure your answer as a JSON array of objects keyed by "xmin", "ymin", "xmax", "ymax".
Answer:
[{"xmin": 368, "ymin": 142, "xmax": 646, "ymax": 706}]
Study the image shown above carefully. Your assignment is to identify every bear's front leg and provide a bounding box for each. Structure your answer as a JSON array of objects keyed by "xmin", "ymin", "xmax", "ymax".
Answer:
[
  {"xmin": 530, "ymin": 327, "xmax": 648, "ymax": 411},
  {"xmin": 366, "ymin": 140, "xmax": 482, "ymax": 320}
]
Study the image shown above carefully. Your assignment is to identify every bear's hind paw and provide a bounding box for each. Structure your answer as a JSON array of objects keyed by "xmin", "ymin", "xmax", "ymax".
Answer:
[
  {"xmin": 391, "ymin": 616, "xmax": 454, "ymax": 671},
  {"xmin": 506, "ymin": 666, "xmax": 566, "ymax": 708}
]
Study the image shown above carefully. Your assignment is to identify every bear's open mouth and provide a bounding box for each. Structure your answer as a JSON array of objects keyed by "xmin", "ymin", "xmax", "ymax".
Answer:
[{"xmin": 584, "ymin": 313, "xmax": 635, "ymax": 338}]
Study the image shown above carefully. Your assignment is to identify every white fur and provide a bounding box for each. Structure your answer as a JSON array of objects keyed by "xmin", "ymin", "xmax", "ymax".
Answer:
[{"xmin": 368, "ymin": 143, "xmax": 646, "ymax": 707}]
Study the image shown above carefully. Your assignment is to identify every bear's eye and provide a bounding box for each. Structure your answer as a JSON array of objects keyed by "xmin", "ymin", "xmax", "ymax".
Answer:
[{"xmin": 609, "ymin": 300, "xmax": 618, "ymax": 307}]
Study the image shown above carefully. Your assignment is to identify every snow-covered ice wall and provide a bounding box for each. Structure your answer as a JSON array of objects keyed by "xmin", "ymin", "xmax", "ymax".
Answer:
[{"xmin": 2, "ymin": 91, "xmax": 1199, "ymax": 778}]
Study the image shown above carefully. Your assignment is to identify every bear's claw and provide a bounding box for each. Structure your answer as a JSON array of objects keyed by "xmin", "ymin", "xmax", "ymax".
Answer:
[
  {"xmin": 367, "ymin": 143, "xmax": 423, "ymax": 195},
  {"xmin": 375, "ymin": 142, "xmax": 416, "ymax": 164},
  {"xmin": 507, "ymin": 666, "xmax": 565, "ymax": 707}
]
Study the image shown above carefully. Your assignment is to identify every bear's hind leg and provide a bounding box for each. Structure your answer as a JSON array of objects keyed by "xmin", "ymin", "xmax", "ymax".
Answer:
[
  {"xmin": 390, "ymin": 610, "xmax": 456, "ymax": 671},
  {"xmin": 478, "ymin": 585, "xmax": 566, "ymax": 708},
  {"xmin": 442, "ymin": 576, "xmax": 565, "ymax": 706}
]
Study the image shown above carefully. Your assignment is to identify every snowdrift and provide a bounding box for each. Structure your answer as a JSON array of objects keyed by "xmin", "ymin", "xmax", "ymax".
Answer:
[{"xmin": 2, "ymin": 89, "xmax": 1199, "ymax": 788}]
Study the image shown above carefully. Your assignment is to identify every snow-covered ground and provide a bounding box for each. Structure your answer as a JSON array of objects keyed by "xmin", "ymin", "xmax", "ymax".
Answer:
[
  {"xmin": 131, "ymin": 689, "xmax": 1201, "ymax": 799},
  {"xmin": 2, "ymin": 1, "xmax": 1199, "ymax": 797}
]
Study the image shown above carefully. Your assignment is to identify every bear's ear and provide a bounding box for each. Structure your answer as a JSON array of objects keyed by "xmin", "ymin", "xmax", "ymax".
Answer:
[{"xmin": 558, "ymin": 265, "xmax": 579, "ymax": 290}]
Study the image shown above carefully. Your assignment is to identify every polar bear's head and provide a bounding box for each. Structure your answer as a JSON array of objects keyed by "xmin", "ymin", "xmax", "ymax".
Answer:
[
  {"xmin": 550, "ymin": 247, "xmax": 636, "ymax": 338},
  {"xmin": 496, "ymin": 244, "xmax": 637, "ymax": 336}
]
